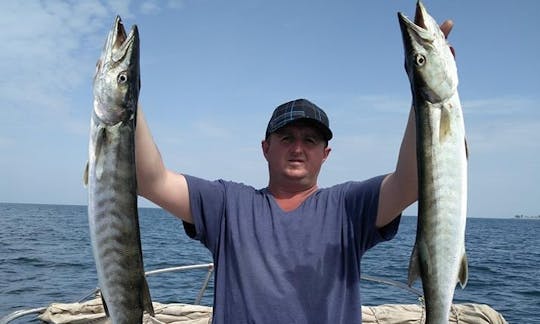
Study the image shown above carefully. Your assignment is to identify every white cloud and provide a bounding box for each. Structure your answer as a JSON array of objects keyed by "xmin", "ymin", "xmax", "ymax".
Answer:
[
  {"xmin": 0, "ymin": 137, "xmax": 15, "ymax": 150},
  {"xmin": 463, "ymin": 96, "xmax": 538, "ymax": 116},
  {"xmin": 463, "ymin": 96, "xmax": 540, "ymax": 154},
  {"xmin": 140, "ymin": 1, "xmax": 162, "ymax": 15},
  {"xmin": 192, "ymin": 121, "xmax": 233, "ymax": 139},
  {"xmin": 0, "ymin": 1, "xmax": 111, "ymax": 116},
  {"xmin": 0, "ymin": 0, "xmax": 189, "ymax": 137},
  {"xmin": 468, "ymin": 120, "xmax": 540, "ymax": 155},
  {"xmin": 103, "ymin": 0, "xmax": 134, "ymax": 18},
  {"xmin": 167, "ymin": 0, "xmax": 188, "ymax": 10},
  {"xmin": 0, "ymin": 0, "xmax": 188, "ymax": 206},
  {"xmin": 138, "ymin": 0, "xmax": 189, "ymax": 15}
]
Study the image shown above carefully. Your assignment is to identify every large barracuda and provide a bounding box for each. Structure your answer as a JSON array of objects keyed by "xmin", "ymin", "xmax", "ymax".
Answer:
[
  {"xmin": 84, "ymin": 16, "xmax": 154, "ymax": 323},
  {"xmin": 398, "ymin": 2, "xmax": 468, "ymax": 323}
]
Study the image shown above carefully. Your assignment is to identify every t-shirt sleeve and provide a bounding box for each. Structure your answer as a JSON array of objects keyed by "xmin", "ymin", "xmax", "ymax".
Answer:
[
  {"xmin": 182, "ymin": 175, "xmax": 226, "ymax": 253},
  {"xmin": 344, "ymin": 175, "xmax": 401, "ymax": 254}
]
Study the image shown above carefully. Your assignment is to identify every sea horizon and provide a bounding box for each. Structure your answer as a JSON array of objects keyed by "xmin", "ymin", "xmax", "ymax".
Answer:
[{"xmin": 0, "ymin": 201, "xmax": 530, "ymax": 220}]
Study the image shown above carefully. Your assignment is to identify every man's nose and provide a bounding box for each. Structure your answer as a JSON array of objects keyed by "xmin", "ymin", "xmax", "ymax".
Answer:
[{"xmin": 290, "ymin": 139, "xmax": 304, "ymax": 153}]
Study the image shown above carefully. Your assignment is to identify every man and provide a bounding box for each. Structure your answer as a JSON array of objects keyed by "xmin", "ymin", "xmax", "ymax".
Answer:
[{"xmin": 136, "ymin": 22, "xmax": 453, "ymax": 324}]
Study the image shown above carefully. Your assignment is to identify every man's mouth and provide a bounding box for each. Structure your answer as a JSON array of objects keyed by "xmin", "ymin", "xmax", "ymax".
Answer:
[{"xmin": 288, "ymin": 159, "xmax": 305, "ymax": 164}]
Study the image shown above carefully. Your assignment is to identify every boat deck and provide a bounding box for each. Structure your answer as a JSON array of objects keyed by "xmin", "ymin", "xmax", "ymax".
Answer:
[
  {"xmin": 0, "ymin": 263, "xmax": 508, "ymax": 323},
  {"xmin": 38, "ymin": 297, "xmax": 507, "ymax": 324}
]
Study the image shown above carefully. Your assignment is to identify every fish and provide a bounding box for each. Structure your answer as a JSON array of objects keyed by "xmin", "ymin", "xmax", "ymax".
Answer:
[
  {"xmin": 84, "ymin": 16, "xmax": 154, "ymax": 323},
  {"xmin": 398, "ymin": 2, "xmax": 468, "ymax": 323}
]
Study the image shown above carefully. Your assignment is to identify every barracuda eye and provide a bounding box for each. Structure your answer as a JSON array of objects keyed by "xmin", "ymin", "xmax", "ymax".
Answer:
[
  {"xmin": 415, "ymin": 54, "xmax": 426, "ymax": 67},
  {"xmin": 118, "ymin": 72, "xmax": 128, "ymax": 84}
]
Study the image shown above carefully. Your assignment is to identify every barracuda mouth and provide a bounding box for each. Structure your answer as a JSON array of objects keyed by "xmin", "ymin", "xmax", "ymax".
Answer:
[
  {"xmin": 398, "ymin": 1, "xmax": 432, "ymax": 36},
  {"xmin": 397, "ymin": 1, "xmax": 441, "ymax": 60},
  {"xmin": 93, "ymin": 15, "xmax": 140, "ymax": 125},
  {"xmin": 113, "ymin": 16, "xmax": 127, "ymax": 44},
  {"xmin": 413, "ymin": 1, "xmax": 427, "ymax": 30},
  {"xmin": 94, "ymin": 16, "xmax": 139, "ymax": 72},
  {"xmin": 108, "ymin": 16, "xmax": 139, "ymax": 63}
]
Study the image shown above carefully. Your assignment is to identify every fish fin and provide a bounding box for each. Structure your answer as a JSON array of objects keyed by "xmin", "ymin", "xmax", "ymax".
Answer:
[
  {"xmin": 465, "ymin": 137, "xmax": 469, "ymax": 160},
  {"xmin": 439, "ymin": 104, "xmax": 452, "ymax": 142},
  {"xmin": 95, "ymin": 127, "xmax": 106, "ymax": 180},
  {"xmin": 142, "ymin": 277, "xmax": 155, "ymax": 316},
  {"xmin": 458, "ymin": 251, "xmax": 469, "ymax": 288},
  {"xmin": 407, "ymin": 244, "xmax": 421, "ymax": 286},
  {"xmin": 100, "ymin": 293, "xmax": 110, "ymax": 317},
  {"xmin": 83, "ymin": 162, "xmax": 89, "ymax": 187}
]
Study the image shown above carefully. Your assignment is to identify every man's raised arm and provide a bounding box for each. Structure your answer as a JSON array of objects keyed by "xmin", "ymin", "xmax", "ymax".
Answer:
[
  {"xmin": 135, "ymin": 105, "xmax": 193, "ymax": 223},
  {"xmin": 377, "ymin": 107, "xmax": 418, "ymax": 228}
]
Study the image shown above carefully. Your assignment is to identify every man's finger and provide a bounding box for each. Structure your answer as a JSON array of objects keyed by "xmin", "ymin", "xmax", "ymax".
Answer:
[{"xmin": 440, "ymin": 19, "xmax": 454, "ymax": 38}]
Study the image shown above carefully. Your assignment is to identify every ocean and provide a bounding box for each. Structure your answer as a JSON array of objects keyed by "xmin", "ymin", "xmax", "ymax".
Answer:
[{"xmin": 0, "ymin": 202, "xmax": 538, "ymax": 323}]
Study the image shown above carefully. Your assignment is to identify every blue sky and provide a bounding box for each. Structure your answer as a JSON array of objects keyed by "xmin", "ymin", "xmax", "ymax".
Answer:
[{"xmin": 1, "ymin": 0, "xmax": 538, "ymax": 218}]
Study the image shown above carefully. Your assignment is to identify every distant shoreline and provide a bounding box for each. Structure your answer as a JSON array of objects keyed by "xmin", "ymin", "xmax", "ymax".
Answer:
[{"xmin": 514, "ymin": 214, "xmax": 540, "ymax": 220}]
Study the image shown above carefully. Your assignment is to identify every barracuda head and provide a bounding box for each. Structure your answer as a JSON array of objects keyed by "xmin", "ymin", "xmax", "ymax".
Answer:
[
  {"xmin": 398, "ymin": 1, "xmax": 457, "ymax": 104},
  {"xmin": 93, "ymin": 16, "xmax": 140, "ymax": 125}
]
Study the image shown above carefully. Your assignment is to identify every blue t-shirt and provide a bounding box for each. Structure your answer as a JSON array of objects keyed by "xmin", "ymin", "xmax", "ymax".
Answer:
[{"xmin": 183, "ymin": 174, "xmax": 400, "ymax": 324}]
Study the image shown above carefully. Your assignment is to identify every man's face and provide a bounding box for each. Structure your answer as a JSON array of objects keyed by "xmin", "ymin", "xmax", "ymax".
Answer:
[{"xmin": 262, "ymin": 121, "xmax": 331, "ymax": 187}]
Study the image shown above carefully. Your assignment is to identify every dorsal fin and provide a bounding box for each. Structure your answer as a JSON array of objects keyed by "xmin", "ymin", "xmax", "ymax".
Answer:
[
  {"xmin": 458, "ymin": 251, "xmax": 469, "ymax": 288},
  {"xmin": 83, "ymin": 162, "xmax": 89, "ymax": 187},
  {"xmin": 407, "ymin": 243, "xmax": 421, "ymax": 286},
  {"xmin": 439, "ymin": 104, "xmax": 452, "ymax": 143}
]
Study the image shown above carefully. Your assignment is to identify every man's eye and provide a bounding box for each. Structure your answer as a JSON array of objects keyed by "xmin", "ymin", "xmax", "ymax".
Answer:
[{"xmin": 305, "ymin": 137, "xmax": 319, "ymax": 144}]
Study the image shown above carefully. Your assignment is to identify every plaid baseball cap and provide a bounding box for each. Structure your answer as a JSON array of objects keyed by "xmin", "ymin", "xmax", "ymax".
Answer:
[{"xmin": 265, "ymin": 99, "xmax": 333, "ymax": 141}]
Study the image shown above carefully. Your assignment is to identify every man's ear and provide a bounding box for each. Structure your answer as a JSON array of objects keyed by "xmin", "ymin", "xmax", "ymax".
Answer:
[
  {"xmin": 261, "ymin": 139, "xmax": 270, "ymax": 160},
  {"xmin": 322, "ymin": 147, "xmax": 332, "ymax": 163}
]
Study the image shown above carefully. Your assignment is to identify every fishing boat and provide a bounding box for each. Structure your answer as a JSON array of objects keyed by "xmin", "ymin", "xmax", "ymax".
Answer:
[{"xmin": 0, "ymin": 263, "xmax": 507, "ymax": 324}]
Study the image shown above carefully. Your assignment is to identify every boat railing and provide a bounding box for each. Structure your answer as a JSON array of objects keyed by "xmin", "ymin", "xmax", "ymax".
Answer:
[
  {"xmin": 0, "ymin": 263, "xmax": 214, "ymax": 324},
  {"xmin": 0, "ymin": 262, "xmax": 420, "ymax": 323},
  {"xmin": 145, "ymin": 263, "xmax": 214, "ymax": 305}
]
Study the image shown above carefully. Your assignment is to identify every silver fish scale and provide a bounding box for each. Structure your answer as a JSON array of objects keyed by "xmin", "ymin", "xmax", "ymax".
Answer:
[
  {"xmin": 86, "ymin": 15, "xmax": 153, "ymax": 324},
  {"xmin": 416, "ymin": 96, "xmax": 468, "ymax": 323},
  {"xmin": 88, "ymin": 121, "xmax": 145, "ymax": 324},
  {"xmin": 399, "ymin": 2, "xmax": 468, "ymax": 324}
]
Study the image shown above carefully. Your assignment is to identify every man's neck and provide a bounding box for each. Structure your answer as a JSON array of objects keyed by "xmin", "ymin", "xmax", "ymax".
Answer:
[{"xmin": 267, "ymin": 183, "xmax": 319, "ymax": 212}]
